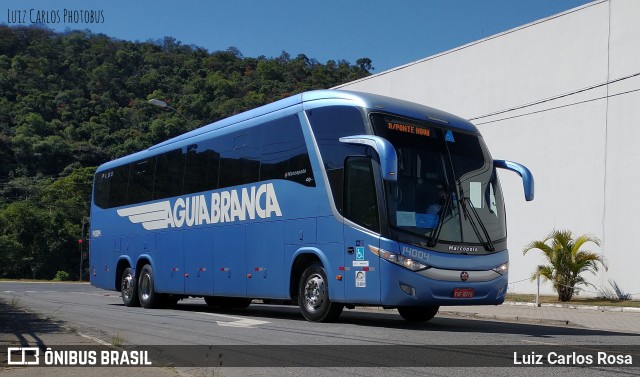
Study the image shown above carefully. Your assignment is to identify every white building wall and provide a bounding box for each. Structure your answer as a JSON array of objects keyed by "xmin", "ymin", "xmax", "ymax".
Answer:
[
  {"xmin": 603, "ymin": 0, "xmax": 640, "ymax": 300},
  {"xmin": 338, "ymin": 0, "xmax": 640, "ymax": 298}
]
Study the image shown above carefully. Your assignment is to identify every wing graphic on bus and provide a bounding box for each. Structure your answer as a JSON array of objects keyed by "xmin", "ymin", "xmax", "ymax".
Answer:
[{"xmin": 116, "ymin": 201, "xmax": 171, "ymax": 230}]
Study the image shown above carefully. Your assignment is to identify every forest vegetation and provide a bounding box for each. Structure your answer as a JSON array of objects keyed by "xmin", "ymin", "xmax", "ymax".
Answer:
[{"xmin": 0, "ymin": 25, "xmax": 372, "ymax": 279}]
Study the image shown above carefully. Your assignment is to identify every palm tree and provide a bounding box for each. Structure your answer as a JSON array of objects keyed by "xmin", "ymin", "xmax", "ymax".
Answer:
[{"xmin": 523, "ymin": 229, "xmax": 605, "ymax": 302}]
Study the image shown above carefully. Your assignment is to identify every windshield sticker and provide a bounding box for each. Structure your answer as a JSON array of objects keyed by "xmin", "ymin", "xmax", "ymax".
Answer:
[
  {"xmin": 355, "ymin": 271, "xmax": 366, "ymax": 288},
  {"xmin": 470, "ymin": 182, "xmax": 482, "ymax": 208},
  {"xmin": 445, "ymin": 130, "xmax": 455, "ymax": 142},
  {"xmin": 396, "ymin": 211, "xmax": 417, "ymax": 227}
]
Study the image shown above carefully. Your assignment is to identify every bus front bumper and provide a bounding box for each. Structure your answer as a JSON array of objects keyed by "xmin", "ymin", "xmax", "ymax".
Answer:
[{"xmin": 379, "ymin": 259, "xmax": 509, "ymax": 307}]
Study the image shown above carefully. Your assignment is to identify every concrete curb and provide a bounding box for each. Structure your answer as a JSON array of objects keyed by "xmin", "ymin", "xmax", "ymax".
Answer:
[
  {"xmin": 502, "ymin": 300, "xmax": 640, "ymax": 313},
  {"xmin": 437, "ymin": 309, "xmax": 576, "ymax": 328}
]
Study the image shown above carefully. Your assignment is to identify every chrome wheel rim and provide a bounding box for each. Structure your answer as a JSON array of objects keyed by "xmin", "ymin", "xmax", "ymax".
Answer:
[
  {"xmin": 122, "ymin": 274, "xmax": 134, "ymax": 300},
  {"xmin": 303, "ymin": 274, "xmax": 325, "ymax": 312}
]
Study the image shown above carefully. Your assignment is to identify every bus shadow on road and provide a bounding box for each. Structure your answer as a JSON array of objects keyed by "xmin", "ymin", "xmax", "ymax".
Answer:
[{"xmin": 171, "ymin": 301, "xmax": 638, "ymax": 338}]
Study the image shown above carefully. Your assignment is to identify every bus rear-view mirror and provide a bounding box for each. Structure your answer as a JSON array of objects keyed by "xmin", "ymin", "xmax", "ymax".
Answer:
[
  {"xmin": 339, "ymin": 135, "xmax": 398, "ymax": 181},
  {"xmin": 494, "ymin": 160, "xmax": 534, "ymax": 201}
]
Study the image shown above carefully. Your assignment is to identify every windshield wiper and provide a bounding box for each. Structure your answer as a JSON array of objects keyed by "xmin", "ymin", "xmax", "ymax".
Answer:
[
  {"xmin": 460, "ymin": 193, "xmax": 495, "ymax": 252},
  {"xmin": 427, "ymin": 190, "xmax": 453, "ymax": 248}
]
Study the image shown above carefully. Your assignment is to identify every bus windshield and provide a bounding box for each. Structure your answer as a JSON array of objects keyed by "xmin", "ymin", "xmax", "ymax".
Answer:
[{"xmin": 370, "ymin": 113, "xmax": 506, "ymax": 254}]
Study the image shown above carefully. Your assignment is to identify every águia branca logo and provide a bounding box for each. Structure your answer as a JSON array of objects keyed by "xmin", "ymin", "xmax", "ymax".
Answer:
[{"xmin": 117, "ymin": 183, "xmax": 282, "ymax": 230}]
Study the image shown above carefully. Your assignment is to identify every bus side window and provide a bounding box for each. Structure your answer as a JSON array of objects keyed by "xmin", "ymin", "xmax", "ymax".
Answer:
[
  {"xmin": 260, "ymin": 115, "xmax": 314, "ymax": 187},
  {"xmin": 128, "ymin": 158, "xmax": 155, "ymax": 204},
  {"xmin": 218, "ymin": 132, "xmax": 261, "ymax": 189},
  {"xmin": 344, "ymin": 156, "xmax": 380, "ymax": 232},
  {"xmin": 154, "ymin": 149, "xmax": 185, "ymax": 200},
  {"xmin": 183, "ymin": 142, "xmax": 220, "ymax": 195},
  {"xmin": 93, "ymin": 172, "xmax": 111, "ymax": 209},
  {"xmin": 306, "ymin": 106, "xmax": 367, "ymax": 213},
  {"xmin": 108, "ymin": 164, "xmax": 130, "ymax": 208}
]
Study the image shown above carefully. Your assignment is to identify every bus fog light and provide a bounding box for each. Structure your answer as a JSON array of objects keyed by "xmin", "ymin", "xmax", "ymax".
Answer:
[{"xmin": 400, "ymin": 283, "xmax": 416, "ymax": 297}]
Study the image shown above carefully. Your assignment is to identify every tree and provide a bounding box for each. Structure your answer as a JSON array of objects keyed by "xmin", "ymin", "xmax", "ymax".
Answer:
[
  {"xmin": 523, "ymin": 229, "xmax": 605, "ymax": 302},
  {"xmin": 356, "ymin": 58, "xmax": 374, "ymax": 73},
  {"xmin": 0, "ymin": 25, "xmax": 373, "ymax": 279}
]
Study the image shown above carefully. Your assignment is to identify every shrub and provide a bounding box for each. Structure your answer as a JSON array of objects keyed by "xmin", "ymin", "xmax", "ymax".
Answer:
[
  {"xmin": 523, "ymin": 229, "xmax": 605, "ymax": 302},
  {"xmin": 53, "ymin": 270, "xmax": 70, "ymax": 281}
]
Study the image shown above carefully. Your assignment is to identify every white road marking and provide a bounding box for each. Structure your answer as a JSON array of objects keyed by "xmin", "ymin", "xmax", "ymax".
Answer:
[
  {"xmin": 520, "ymin": 339, "xmax": 558, "ymax": 346},
  {"xmin": 195, "ymin": 311, "xmax": 270, "ymax": 328},
  {"xmin": 216, "ymin": 318, "xmax": 270, "ymax": 328}
]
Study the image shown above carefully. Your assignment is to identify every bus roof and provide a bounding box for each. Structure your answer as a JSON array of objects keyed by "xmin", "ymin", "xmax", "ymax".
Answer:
[{"xmin": 97, "ymin": 90, "xmax": 477, "ymax": 172}]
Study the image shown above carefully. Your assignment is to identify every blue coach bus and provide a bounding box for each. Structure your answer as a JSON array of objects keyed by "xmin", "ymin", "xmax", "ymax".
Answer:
[{"xmin": 90, "ymin": 90, "xmax": 533, "ymax": 322}]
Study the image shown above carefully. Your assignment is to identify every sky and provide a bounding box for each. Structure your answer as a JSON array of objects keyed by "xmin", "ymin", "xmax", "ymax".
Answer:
[{"xmin": 3, "ymin": 0, "xmax": 595, "ymax": 73}]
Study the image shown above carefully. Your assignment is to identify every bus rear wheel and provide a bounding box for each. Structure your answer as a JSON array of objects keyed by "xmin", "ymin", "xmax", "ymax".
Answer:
[
  {"xmin": 138, "ymin": 264, "xmax": 163, "ymax": 309},
  {"xmin": 397, "ymin": 306, "xmax": 439, "ymax": 322},
  {"xmin": 298, "ymin": 263, "xmax": 343, "ymax": 322},
  {"xmin": 120, "ymin": 267, "xmax": 140, "ymax": 307}
]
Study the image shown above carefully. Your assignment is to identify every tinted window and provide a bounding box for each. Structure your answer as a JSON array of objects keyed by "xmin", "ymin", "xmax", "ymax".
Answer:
[
  {"xmin": 108, "ymin": 164, "xmax": 129, "ymax": 208},
  {"xmin": 306, "ymin": 106, "xmax": 366, "ymax": 212},
  {"xmin": 344, "ymin": 156, "xmax": 379, "ymax": 232},
  {"xmin": 93, "ymin": 171, "xmax": 111, "ymax": 209},
  {"xmin": 218, "ymin": 132, "xmax": 261, "ymax": 188},
  {"xmin": 260, "ymin": 115, "xmax": 314, "ymax": 187},
  {"xmin": 183, "ymin": 142, "xmax": 220, "ymax": 194},
  {"xmin": 94, "ymin": 115, "xmax": 316, "ymax": 209},
  {"xmin": 154, "ymin": 149, "xmax": 184, "ymax": 199},
  {"xmin": 128, "ymin": 158, "xmax": 155, "ymax": 204}
]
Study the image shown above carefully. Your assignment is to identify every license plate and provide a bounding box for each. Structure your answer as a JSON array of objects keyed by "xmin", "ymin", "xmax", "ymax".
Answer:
[{"xmin": 453, "ymin": 288, "xmax": 474, "ymax": 298}]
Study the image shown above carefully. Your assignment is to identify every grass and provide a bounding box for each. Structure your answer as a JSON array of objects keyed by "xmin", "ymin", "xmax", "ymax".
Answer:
[
  {"xmin": 111, "ymin": 332, "xmax": 125, "ymax": 347},
  {"xmin": 506, "ymin": 293, "xmax": 640, "ymax": 308}
]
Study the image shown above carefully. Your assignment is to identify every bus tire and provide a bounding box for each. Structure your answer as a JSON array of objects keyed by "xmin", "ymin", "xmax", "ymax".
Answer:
[
  {"xmin": 298, "ymin": 263, "xmax": 343, "ymax": 322},
  {"xmin": 120, "ymin": 267, "xmax": 140, "ymax": 307},
  {"xmin": 397, "ymin": 306, "xmax": 439, "ymax": 322},
  {"xmin": 137, "ymin": 264, "xmax": 162, "ymax": 309}
]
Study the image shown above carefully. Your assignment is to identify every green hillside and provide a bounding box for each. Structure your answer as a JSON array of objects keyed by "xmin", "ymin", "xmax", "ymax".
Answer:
[{"xmin": 0, "ymin": 25, "xmax": 372, "ymax": 279}]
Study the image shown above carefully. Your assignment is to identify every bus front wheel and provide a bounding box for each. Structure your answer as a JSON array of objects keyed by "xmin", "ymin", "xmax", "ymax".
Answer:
[
  {"xmin": 298, "ymin": 263, "xmax": 343, "ymax": 322},
  {"xmin": 397, "ymin": 306, "xmax": 439, "ymax": 322},
  {"xmin": 120, "ymin": 267, "xmax": 140, "ymax": 307}
]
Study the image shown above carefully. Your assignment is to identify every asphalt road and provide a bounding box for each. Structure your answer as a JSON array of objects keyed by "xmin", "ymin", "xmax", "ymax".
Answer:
[{"xmin": 2, "ymin": 281, "xmax": 639, "ymax": 377}]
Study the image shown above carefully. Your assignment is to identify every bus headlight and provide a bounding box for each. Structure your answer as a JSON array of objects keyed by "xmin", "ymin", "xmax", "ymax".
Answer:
[
  {"xmin": 492, "ymin": 262, "xmax": 509, "ymax": 275},
  {"xmin": 369, "ymin": 245, "xmax": 428, "ymax": 272}
]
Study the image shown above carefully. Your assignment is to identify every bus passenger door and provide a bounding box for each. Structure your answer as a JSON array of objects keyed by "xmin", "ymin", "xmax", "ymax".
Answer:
[{"xmin": 343, "ymin": 156, "xmax": 382, "ymax": 305}]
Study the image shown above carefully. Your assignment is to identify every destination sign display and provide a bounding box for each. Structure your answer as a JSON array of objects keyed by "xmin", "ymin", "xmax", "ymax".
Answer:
[{"xmin": 387, "ymin": 122, "xmax": 431, "ymax": 137}]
